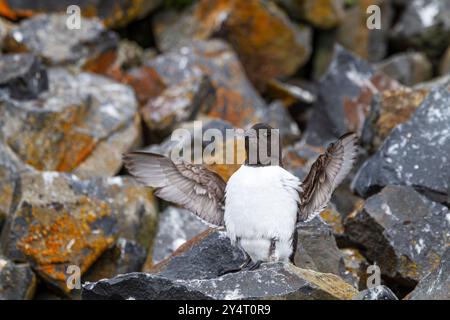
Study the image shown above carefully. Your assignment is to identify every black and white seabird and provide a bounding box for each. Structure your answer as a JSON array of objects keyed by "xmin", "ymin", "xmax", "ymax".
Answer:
[{"xmin": 123, "ymin": 123, "xmax": 358, "ymax": 272}]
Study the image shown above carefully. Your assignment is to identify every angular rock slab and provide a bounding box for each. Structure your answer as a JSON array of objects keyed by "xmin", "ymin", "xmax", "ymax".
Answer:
[
  {"xmin": 83, "ymin": 238, "xmax": 147, "ymax": 283},
  {"xmin": 361, "ymin": 87, "xmax": 429, "ymax": 153},
  {"xmin": 391, "ymin": 0, "xmax": 450, "ymax": 59},
  {"xmin": 144, "ymin": 40, "xmax": 266, "ymax": 128},
  {"xmin": 153, "ymin": 0, "xmax": 311, "ymax": 89},
  {"xmin": 344, "ymin": 185, "xmax": 449, "ymax": 284},
  {"xmin": 82, "ymin": 263, "xmax": 358, "ymax": 300},
  {"xmin": 305, "ymin": 45, "xmax": 400, "ymax": 147},
  {"xmin": 0, "ymin": 0, "xmax": 162, "ymax": 28},
  {"xmin": 353, "ymin": 86, "xmax": 450, "ymax": 202},
  {"xmin": 0, "ymin": 68, "xmax": 138, "ymax": 175},
  {"xmin": 353, "ymin": 285, "xmax": 398, "ymax": 300},
  {"xmin": 0, "ymin": 256, "xmax": 37, "ymax": 300},
  {"xmin": 407, "ymin": 248, "xmax": 449, "ymax": 300},
  {"xmin": 4, "ymin": 14, "xmax": 118, "ymax": 67},
  {"xmin": 0, "ymin": 173, "xmax": 157, "ymax": 293},
  {"xmin": 151, "ymin": 206, "xmax": 208, "ymax": 265},
  {"xmin": 0, "ymin": 53, "xmax": 48, "ymax": 100}
]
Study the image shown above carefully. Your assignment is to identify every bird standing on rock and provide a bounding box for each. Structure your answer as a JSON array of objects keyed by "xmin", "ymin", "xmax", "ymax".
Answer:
[{"xmin": 123, "ymin": 123, "xmax": 358, "ymax": 272}]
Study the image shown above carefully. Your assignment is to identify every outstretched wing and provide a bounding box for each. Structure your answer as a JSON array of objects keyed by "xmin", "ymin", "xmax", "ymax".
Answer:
[
  {"xmin": 123, "ymin": 152, "xmax": 226, "ymax": 226},
  {"xmin": 298, "ymin": 133, "xmax": 358, "ymax": 223}
]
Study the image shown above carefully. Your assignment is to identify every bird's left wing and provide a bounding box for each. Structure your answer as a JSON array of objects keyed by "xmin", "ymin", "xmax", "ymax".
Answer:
[
  {"xmin": 123, "ymin": 152, "xmax": 226, "ymax": 226},
  {"xmin": 298, "ymin": 133, "xmax": 358, "ymax": 223}
]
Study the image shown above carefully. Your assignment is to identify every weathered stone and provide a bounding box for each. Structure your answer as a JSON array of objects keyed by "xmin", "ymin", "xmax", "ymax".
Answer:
[
  {"xmin": 282, "ymin": 143, "xmax": 324, "ymax": 180},
  {"xmin": 336, "ymin": 0, "xmax": 392, "ymax": 62},
  {"xmin": 144, "ymin": 40, "xmax": 266, "ymax": 128},
  {"xmin": 261, "ymin": 101, "xmax": 301, "ymax": 146},
  {"xmin": 353, "ymin": 285, "xmax": 398, "ymax": 300},
  {"xmin": 340, "ymin": 248, "xmax": 369, "ymax": 290},
  {"xmin": 276, "ymin": 0, "xmax": 345, "ymax": 29},
  {"xmin": 4, "ymin": 14, "xmax": 118, "ymax": 68},
  {"xmin": 150, "ymin": 206, "xmax": 208, "ymax": 266},
  {"xmin": 0, "ymin": 68, "xmax": 138, "ymax": 174},
  {"xmin": 407, "ymin": 248, "xmax": 449, "ymax": 300},
  {"xmin": 82, "ymin": 263, "xmax": 358, "ymax": 300},
  {"xmin": 344, "ymin": 185, "xmax": 449, "ymax": 284},
  {"xmin": 265, "ymin": 78, "xmax": 316, "ymax": 107},
  {"xmin": 0, "ymin": 256, "xmax": 36, "ymax": 299},
  {"xmin": 375, "ymin": 52, "xmax": 433, "ymax": 86},
  {"xmin": 295, "ymin": 217, "xmax": 346, "ymax": 279},
  {"xmin": 0, "ymin": 173, "xmax": 157, "ymax": 293},
  {"xmin": 153, "ymin": 0, "xmax": 312, "ymax": 90},
  {"xmin": 391, "ymin": 0, "xmax": 450, "ymax": 59},
  {"xmin": 414, "ymin": 74, "xmax": 450, "ymax": 91},
  {"xmin": 0, "ymin": 53, "xmax": 48, "ymax": 100},
  {"xmin": 361, "ymin": 87, "xmax": 429, "ymax": 152},
  {"xmin": 83, "ymin": 238, "xmax": 147, "ymax": 283},
  {"xmin": 440, "ymin": 45, "xmax": 450, "ymax": 76},
  {"xmin": 353, "ymin": 86, "xmax": 450, "ymax": 201},
  {"xmin": 0, "ymin": 0, "xmax": 162, "ymax": 28},
  {"xmin": 141, "ymin": 74, "xmax": 216, "ymax": 135},
  {"xmin": 0, "ymin": 16, "xmax": 14, "ymax": 50},
  {"xmin": 305, "ymin": 45, "xmax": 400, "ymax": 147}
]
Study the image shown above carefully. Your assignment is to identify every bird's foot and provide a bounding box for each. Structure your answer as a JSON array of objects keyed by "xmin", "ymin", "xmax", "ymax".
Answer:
[{"xmin": 218, "ymin": 259, "xmax": 263, "ymax": 276}]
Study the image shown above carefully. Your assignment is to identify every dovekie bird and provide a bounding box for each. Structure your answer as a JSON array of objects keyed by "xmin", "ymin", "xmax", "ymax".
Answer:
[{"xmin": 123, "ymin": 123, "xmax": 358, "ymax": 272}]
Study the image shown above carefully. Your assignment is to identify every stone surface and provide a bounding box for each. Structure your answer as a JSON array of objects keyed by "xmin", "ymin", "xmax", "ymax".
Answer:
[
  {"xmin": 0, "ymin": 0, "xmax": 162, "ymax": 28},
  {"xmin": 344, "ymin": 185, "xmax": 449, "ymax": 284},
  {"xmin": 141, "ymin": 74, "xmax": 216, "ymax": 135},
  {"xmin": 82, "ymin": 263, "xmax": 358, "ymax": 300},
  {"xmin": 305, "ymin": 45, "xmax": 400, "ymax": 147},
  {"xmin": 361, "ymin": 87, "xmax": 429, "ymax": 152},
  {"xmin": 265, "ymin": 78, "xmax": 317, "ymax": 106},
  {"xmin": 353, "ymin": 285, "xmax": 398, "ymax": 300},
  {"xmin": 151, "ymin": 206, "xmax": 208, "ymax": 265},
  {"xmin": 336, "ymin": 0, "xmax": 391, "ymax": 62},
  {"xmin": 153, "ymin": 0, "xmax": 312, "ymax": 89},
  {"xmin": 83, "ymin": 238, "xmax": 147, "ymax": 283},
  {"xmin": 0, "ymin": 68, "xmax": 139, "ymax": 174},
  {"xmin": 0, "ymin": 53, "xmax": 48, "ymax": 100},
  {"xmin": 0, "ymin": 172, "xmax": 157, "ymax": 293},
  {"xmin": 440, "ymin": 45, "xmax": 450, "ymax": 75},
  {"xmin": 4, "ymin": 14, "xmax": 118, "ymax": 68},
  {"xmin": 0, "ymin": 256, "xmax": 37, "ymax": 300},
  {"xmin": 295, "ymin": 217, "xmax": 346, "ymax": 279},
  {"xmin": 391, "ymin": 0, "xmax": 450, "ymax": 59},
  {"xmin": 144, "ymin": 40, "xmax": 266, "ymax": 128},
  {"xmin": 340, "ymin": 248, "xmax": 369, "ymax": 290},
  {"xmin": 277, "ymin": 0, "xmax": 345, "ymax": 29},
  {"xmin": 376, "ymin": 52, "xmax": 433, "ymax": 86},
  {"xmin": 353, "ymin": 86, "xmax": 450, "ymax": 201},
  {"xmin": 407, "ymin": 248, "xmax": 449, "ymax": 300},
  {"xmin": 261, "ymin": 101, "xmax": 301, "ymax": 146}
]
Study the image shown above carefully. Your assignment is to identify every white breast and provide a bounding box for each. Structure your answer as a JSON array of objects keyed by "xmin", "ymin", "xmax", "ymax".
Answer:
[{"xmin": 224, "ymin": 165, "xmax": 301, "ymax": 262}]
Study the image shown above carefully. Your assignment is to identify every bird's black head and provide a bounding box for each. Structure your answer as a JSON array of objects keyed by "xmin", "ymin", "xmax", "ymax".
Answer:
[{"xmin": 244, "ymin": 123, "xmax": 282, "ymax": 167}]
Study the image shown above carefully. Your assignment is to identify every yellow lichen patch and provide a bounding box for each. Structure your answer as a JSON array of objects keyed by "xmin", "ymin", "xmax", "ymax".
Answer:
[
  {"xmin": 288, "ymin": 264, "xmax": 359, "ymax": 300},
  {"xmin": 320, "ymin": 208, "xmax": 344, "ymax": 235},
  {"xmin": 16, "ymin": 196, "xmax": 115, "ymax": 292}
]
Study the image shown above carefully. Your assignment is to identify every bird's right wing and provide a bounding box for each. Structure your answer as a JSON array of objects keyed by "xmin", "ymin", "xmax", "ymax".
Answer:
[
  {"xmin": 123, "ymin": 152, "xmax": 227, "ymax": 227},
  {"xmin": 298, "ymin": 133, "xmax": 358, "ymax": 223}
]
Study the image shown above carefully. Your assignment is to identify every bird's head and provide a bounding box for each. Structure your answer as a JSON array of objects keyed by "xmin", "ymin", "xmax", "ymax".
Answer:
[{"xmin": 242, "ymin": 123, "xmax": 282, "ymax": 167}]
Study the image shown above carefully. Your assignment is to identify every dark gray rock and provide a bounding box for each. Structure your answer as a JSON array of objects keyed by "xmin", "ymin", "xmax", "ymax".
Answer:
[
  {"xmin": 83, "ymin": 238, "xmax": 147, "ymax": 283},
  {"xmin": 5, "ymin": 14, "xmax": 118, "ymax": 67},
  {"xmin": 305, "ymin": 45, "xmax": 400, "ymax": 147},
  {"xmin": 352, "ymin": 86, "xmax": 450, "ymax": 202},
  {"xmin": 261, "ymin": 101, "xmax": 301, "ymax": 146},
  {"xmin": 82, "ymin": 263, "xmax": 358, "ymax": 300},
  {"xmin": 353, "ymin": 285, "xmax": 398, "ymax": 300},
  {"xmin": 0, "ymin": 256, "xmax": 36, "ymax": 299},
  {"xmin": 151, "ymin": 206, "xmax": 208, "ymax": 265},
  {"xmin": 0, "ymin": 53, "xmax": 48, "ymax": 100},
  {"xmin": 391, "ymin": 0, "xmax": 450, "ymax": 59},
  {"xmin": 407, "ymin": 248, "xmax": 449, "ymax": 300},
  {"xmin": 0, "ymin": 67, "xmax": 139, "ymax": 175},
  {"xmin": 375, "ymin": 52, "xmax": 432, "ymax": 86},
  {"xmin": 345, "ymin": 185, "xmax": 449, "ymax": 284}
]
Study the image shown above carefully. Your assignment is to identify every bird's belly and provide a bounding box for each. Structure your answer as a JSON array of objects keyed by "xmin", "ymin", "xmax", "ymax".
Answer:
[{"xmin": 224, "ymin": 173, "xmax": 298, "ymax": 262}]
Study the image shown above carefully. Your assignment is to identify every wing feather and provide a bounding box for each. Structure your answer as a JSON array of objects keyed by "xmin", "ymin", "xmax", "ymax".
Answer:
[
  {"xmin": 123, "ymin": 152, "xmax": 226, "ymax": 226},
  {"xmin": 298, "ymin": 133, "xmax": 358, "ymax": 223}
]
